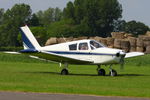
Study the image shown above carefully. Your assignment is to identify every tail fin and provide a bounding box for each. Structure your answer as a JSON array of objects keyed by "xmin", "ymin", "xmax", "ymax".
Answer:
[{"xmin": 20, "ymin": 25, "xmax": 41, "ymax": 49}]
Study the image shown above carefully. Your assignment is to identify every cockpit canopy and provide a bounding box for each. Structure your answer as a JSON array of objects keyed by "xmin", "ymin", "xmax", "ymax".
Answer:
[{"xmin": 69, "ymin": 40, "xmax": 105, "ymax": 51}]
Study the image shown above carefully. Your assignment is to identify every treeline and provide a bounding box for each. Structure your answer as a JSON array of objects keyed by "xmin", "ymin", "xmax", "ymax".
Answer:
[{"xmin": 0, "ymin": 0, "xmax": 149, "ymax": 47}]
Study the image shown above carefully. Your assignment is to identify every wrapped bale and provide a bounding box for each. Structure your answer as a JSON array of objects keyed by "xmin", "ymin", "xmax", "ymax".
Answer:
[
  {"xmin": 120, "ymin": 40, "xmax": 130, "ymax": 52},
  {"xmin": 114, "ymin": 39, "xmax": 122, "ymax": 49},
  {"xmin": 145, "ymin": 46, "xmax": 150, "ymax": 54},
  {"xmin": 45, "ymin": 37, "xmax": 57, "ymax": 46},
  {"xmin": 136, "ymin": 38, "xmax": 144, "ymax": 47},
  {"xmin": 107, "ymin": 37, "xmax": 114, "ymax": 46},
  {"xmin": 128, "ymin": 37, "xmax": 137, "ymax": 47},
  {"xmin": 111, "ymin": 32, "xmax": 125, "ymax": 39},
  {"xmin": 136, "ymin": 47, "xmax": 144, "ymax": 52}
]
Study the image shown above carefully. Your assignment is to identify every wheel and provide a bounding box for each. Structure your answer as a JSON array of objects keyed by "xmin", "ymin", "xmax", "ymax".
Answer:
[
  {"xmin": 61, "ymin": 69, "xmax": 69, "ymax": 75},
  {"xmin": 98, "ymin": 69, "xmax": 106, "ymax": 76},
  {"xmin": 109, "ymin": 69, "xmax": 117, "ymax": 76}
]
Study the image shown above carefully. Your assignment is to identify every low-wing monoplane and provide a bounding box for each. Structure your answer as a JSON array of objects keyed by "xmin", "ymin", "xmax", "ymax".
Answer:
[{"xmin": 13, "ymin": 25, "xmax": 144, "ymax": 76}]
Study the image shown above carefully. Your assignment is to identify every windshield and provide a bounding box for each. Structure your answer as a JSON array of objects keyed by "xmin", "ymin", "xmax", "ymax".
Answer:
[{"xmin": 90, "ymin": 40, "xmax": 104, "ymax": 49}]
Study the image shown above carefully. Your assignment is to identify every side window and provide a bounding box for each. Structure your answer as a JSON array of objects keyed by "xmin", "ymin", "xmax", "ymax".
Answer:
[
  {"xmin": 69, "ymin": 44, "xmax": 77, "ymax": 50},
  {"xmin": 79, "ymin": 42, "xmax": 89, "ymax": 50}
]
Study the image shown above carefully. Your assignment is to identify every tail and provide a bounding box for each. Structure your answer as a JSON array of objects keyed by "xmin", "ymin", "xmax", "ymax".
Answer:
[{"xmin": 20, "ymin": 25, "xmax": 41, "ymax": 49}]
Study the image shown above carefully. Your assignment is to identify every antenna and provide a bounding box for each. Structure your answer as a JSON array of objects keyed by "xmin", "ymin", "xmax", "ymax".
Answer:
[{"xmin": 61, "ymin": 34, "xmax": 67, "ymax": 42}]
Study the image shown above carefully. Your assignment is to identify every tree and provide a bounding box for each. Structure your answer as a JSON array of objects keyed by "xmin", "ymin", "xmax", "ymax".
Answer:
[
  {"xmin": 0, "ymin": 4, "xmax": 32, "ymax": 47},
  {"xmin": 36, "ymin": 7, "xmax": 62, "ymax": 26},
  {"xmin": 29, "ymin": 13, "xmax": 40, "ymax": 26},
  {"xmin": 63, "ymin": 0, "xmax": 122, "ymax": 37},
  {"xmin": 0, "ymin": 8, "xmax": 4, "ymax": 25},
  {"xmin": 124, "ymin": 20, "xmax": 149, "ymax": 36}
]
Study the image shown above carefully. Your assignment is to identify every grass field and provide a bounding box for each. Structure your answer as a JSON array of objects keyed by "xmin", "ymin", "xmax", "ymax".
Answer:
[{"xmin": 0, "ymin": 53, "xmax": 150, "ymax": 97}]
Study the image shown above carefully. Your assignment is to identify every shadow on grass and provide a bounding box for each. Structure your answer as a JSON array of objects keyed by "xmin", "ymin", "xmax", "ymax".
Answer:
[{"xmin": 22, "ymin": 71, "xmax": 150, "ymax": 77}]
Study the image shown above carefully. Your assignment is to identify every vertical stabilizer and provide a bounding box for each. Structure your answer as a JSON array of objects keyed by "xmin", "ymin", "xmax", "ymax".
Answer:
[{"xmin": 20, "ymin": 25, "xmax": 41, "ymax": 49}]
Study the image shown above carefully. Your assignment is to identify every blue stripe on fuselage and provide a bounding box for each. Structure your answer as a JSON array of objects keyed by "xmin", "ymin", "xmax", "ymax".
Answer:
[{"xmin": 46, "ymin": 51, "xmax": 116, "ymax": 56}]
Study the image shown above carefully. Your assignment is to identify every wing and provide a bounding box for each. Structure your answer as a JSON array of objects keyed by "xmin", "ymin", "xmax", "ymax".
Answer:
[
  {"xmin": 31, "ymin": 51, "xmax": 94, "ymax": 64},
  {"xmin": 125, "ymin": 52, "xmax": 144, "ymax": 58},
  {"xmin": 3, "ymin": 51, "xmax": 20, "ymax": 54}
]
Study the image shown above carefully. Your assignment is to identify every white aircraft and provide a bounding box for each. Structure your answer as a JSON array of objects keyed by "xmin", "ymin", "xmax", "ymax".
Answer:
[{"xmin": 16, "ymin": 25, "xmax": 144, "ymax": 76}]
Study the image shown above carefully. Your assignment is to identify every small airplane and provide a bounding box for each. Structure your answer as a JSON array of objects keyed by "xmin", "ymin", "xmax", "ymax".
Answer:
[{"xmin": 8, "ymin": 25, "xmax": 144, "ymax": 76}]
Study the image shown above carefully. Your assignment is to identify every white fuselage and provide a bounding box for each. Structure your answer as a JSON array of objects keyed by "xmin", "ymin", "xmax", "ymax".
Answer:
[{"xmin": 38, "ymin": 40, "xmax": 125, "ymax": 65}]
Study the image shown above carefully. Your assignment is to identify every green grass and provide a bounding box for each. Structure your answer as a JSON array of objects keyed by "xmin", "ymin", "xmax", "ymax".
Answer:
[{"xmin": 0, "ymin": 53, "xmax": 150, "ymax": 97}]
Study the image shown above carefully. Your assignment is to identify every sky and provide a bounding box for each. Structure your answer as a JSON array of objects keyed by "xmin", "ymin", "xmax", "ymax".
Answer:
[{"xmin": 0, "ymin": 0, "xmax": 150, "ymax": 27}]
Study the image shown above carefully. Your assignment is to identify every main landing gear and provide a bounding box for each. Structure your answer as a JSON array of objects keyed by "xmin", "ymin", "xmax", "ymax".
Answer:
[
  {"xmin": 97, "ymin": 65, "xmax": 117, "ymax": 76},
  {"xmin": 60, "ymin": 63, "xmax": 69, "ymax": 75}
]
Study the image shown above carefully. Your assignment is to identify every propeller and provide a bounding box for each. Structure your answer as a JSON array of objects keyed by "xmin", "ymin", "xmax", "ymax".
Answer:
[
  {"xmin": 116, "ymin": 51, "xmax": 126, "ymax": 70},
  {"xmin": 120, "ymin": 55, "xmax": 125, "ymax": 70}
]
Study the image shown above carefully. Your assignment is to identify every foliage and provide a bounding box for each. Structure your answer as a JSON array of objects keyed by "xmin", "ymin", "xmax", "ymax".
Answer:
[
  {"xmin": 30, "ymin": 26, "xmax": 47, "ymax": 46},
  {"xmin": 46, "ymin": 19, "xmax": 76, "ymax": 37},
  {"xmin": 36, "ymin": 7, "xmax": 62, "ymax": 26},
  {"xmin": 124, "ymin": 20, "xmax": 149, "ymax": 36},
  {"xmin": 63, "ymin": 0, "xmax": 122, "ymax": 37},
  {"xmin": 0, "ymin": 47, "xmax": 23, "ymax": 51},
  {"xmin": 0, "ymin": 4, "xmax": 32, "ymax": 47},
  {"xmin": 0, "ymin": 8, "xmax": 4, "ymax": 25}
]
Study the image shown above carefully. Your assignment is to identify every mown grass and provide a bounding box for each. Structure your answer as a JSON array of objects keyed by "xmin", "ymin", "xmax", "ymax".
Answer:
[{"xmin": 0, "ymin": 53, "xmax": 150, "ymax": 97}]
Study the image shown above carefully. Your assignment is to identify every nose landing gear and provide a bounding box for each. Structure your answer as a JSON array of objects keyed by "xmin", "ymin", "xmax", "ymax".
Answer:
[{"xmin": 97, "ymin": 65, "xmax": 117, "ymax": 76}]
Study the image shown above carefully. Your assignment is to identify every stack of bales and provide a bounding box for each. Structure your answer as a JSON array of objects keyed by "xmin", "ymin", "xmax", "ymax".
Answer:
[
  {"xmin": 106, "ymin": 37, "xmax": 114, "ymax": 48},
  {"xmin": 138, "ymin": 35, "xmax": 150, "ymax": 53},
  {"xmin": 128, "ymin": 37, "xmax": 137, "ymax": 52},
  {"xmin": 45, "ymin": 37, "xmax": 57, "ymax": 46}
]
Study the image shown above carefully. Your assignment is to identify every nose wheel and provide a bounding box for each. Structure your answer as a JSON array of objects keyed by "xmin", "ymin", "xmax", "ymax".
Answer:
[
  {"xmin": 109, "ymin": 65, "xmax": 117, "ymax": 76},
  {"xmin": 61, "ymin": 69, "xmax": 69, "ymax": 75},
  {"xmin": 60, "ymin": 63, "xmax": 69, "ymax": 75}
]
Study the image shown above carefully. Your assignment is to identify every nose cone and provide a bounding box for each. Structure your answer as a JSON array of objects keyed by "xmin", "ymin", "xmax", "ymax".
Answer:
[{"xmin": 116, "ymin": 51, "xmax": 126, "ymax": 57}]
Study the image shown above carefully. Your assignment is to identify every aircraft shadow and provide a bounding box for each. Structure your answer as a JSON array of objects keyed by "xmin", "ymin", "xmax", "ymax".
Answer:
[{"xmin": 22, "ymin": 71, "xmax": 150, "ymax": 77}]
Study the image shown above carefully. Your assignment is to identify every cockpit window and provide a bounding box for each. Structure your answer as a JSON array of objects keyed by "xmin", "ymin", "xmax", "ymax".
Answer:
[
  {"xmin": 79, "ymin": 42, "xmax": 89, "ymax": 50},
  {"xmin": 69, "ymin": 44, "xmax": 77, "ymax": 50},
  {"xmin": 90, "ymin": 41, "xmax": 104, "ymax": 49}
]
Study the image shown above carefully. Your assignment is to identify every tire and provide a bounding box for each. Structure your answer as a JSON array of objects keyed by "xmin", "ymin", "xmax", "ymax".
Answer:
[
  {"xmin": 109, "ymin": 69, "xmax": 117, "ymax": 76},
  {"xmin": 98, "ymin": 69, "xmax": 106, "ymax": 76},
  {"xmin": 61, "ymin": 69, "xmax": 69, "ymax": 75}
]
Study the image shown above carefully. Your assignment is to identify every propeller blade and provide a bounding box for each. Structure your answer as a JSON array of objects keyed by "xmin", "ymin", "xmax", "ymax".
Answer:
[{"xmin": 120, "ymin": 56, "xmax": 125, "ymax": 70}]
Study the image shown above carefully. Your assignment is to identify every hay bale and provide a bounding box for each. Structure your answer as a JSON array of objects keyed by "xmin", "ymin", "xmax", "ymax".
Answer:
[
  {"xmin": 146, "ymin": 31, "xmax": 150, "ymax": 36},
  {"xmin": 120, "ymin": 40, "xmax": 130, "ymax": 52},
  {"xmin": 99, "ymin": 38, "xmax": 107, "ymax": 46},
  {"xmin": 114, "ymin": 39, "xmax": 122, "ymax": 48},
  {"xmin": 93, "ymin": 36, "xmax": 101, "ymax": 42},
  {"xmin": 124, "ymin": 33, "xmax": 133, "ymax": 38},
  {"xmin": 136, "ymin": 38, "xmax": 144, "ymax": 47},
  {"xmin": 144, "ymin": 41, "xmax": 150, "ymax": 47},
  {"xmin": 130, "ymin": 47, "xmax": 136, "ymax": 52},
  {"xmin": 128, "ymin": 37, "xmax": 137, "ymax": 47},
  {"xmin": 136, "ymin": 47, "xmax": 144, "ymax": 52},
  {"xmin": 138, "ymin": 35, "xmax": 150, "ymax": 41},
  {"xmin": 45, "ymin": 37, "xmax": 57, "ymax": 46},
  {"xmin": 145, "ymin": 46, "xmax": 150, "ymax": 54},
  {"xmin": 66, "ymin": 37, "xmax": 74, "ymax": 42},
  {"xmin": 57, "ymin": 38, "xmax": 66, "ymax": 43},
  {"xmin": 111, "ymin": 32, "xmax": 125, "ymax": 39},
  {"xmin": 107, "ymin": 37, "xmax": 114, "ymax": 46}
]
